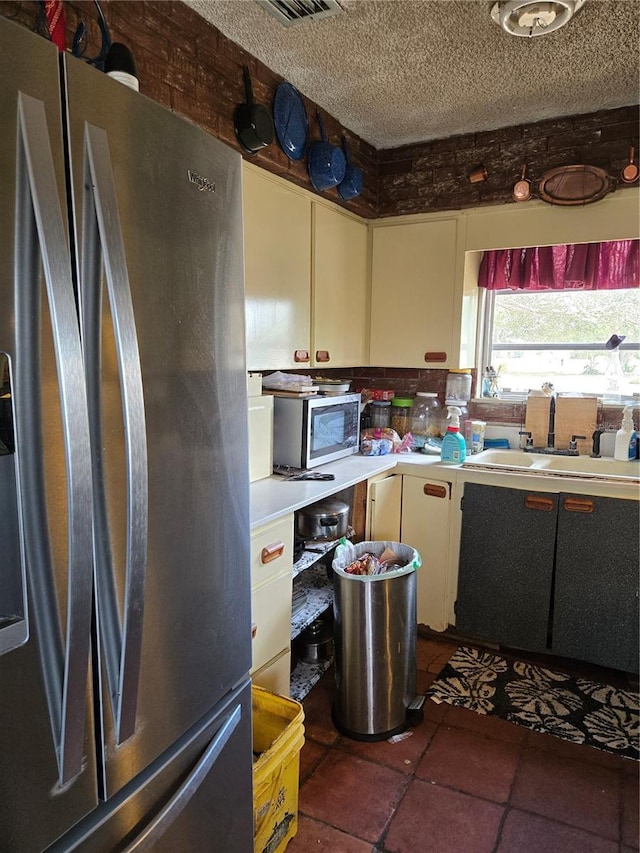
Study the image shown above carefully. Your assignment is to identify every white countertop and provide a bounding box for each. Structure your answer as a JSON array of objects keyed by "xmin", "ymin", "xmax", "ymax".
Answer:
[
  {"xmin": 250, "ymin": 454, "xmax": 396, "ymax": 528},
  {"xmin": 250, "ymin": 450, "xmax": 639, "ymax": 528}
]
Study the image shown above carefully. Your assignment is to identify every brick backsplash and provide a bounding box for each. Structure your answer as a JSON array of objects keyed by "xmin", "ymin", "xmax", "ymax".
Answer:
[{"xmin": 3, "ymin": 0, "xmax": 637, "ymax": 219}]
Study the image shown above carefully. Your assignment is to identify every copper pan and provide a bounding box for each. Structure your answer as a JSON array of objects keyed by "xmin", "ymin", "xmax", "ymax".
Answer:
[
  {"xmin": 512, "ymin": 164, "xmax": 531, "ymax": 202},
  {"xmin": 621, "ymin": 147, "xmax": 639, "ymax": 184}
]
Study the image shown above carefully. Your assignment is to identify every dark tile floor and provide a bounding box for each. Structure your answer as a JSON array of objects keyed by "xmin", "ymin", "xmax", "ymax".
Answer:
[{"xmin": 288, "ymin": 637, "xmax": 639, "ymax": 853}]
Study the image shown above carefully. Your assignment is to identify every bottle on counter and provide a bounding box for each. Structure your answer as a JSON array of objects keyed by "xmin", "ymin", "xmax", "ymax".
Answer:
[
  {"xmin": 441, "ymin": 406, "xmax": 467, "ymax": 464},
  {"xmin": 390, "ymin": 397, "xmax": 413, "ymax": 437},
  {"xmin": 613, "ymin": 406, "xmax": 638, "ymax": 461},
  {"xmin": 410, "ymin": 392, "xmax": 442, "ymax": 449}
]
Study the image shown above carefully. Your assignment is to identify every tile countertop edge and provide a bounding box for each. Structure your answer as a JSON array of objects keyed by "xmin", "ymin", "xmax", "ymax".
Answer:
[{"xmin": 250, "ymin": 451, "xmax": 640, "ymax": 527}]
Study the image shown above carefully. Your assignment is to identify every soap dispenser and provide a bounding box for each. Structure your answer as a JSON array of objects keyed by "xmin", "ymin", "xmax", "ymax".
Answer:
[
  {"xmin": 613, "ymin": 406, "xmax": 637, "ymax": 461},
  {"xmin": 441, "ymin": 406, "xmax": 467, "ymax": 464}
]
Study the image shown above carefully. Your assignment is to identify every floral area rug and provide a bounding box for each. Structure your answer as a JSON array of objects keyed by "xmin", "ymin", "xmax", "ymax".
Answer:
[{"xmin": 425, "ymin": 646, "xmax": 639, "ymax": 761}]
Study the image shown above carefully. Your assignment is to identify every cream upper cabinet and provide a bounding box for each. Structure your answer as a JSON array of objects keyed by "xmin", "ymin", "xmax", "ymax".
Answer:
[
  {"xmin": 243, "ymin": 164, "xmax": 312, "ymax": 371},
  {"xmin": 370, "ymin": 217, "xmax": 469, "ymax": 368},
  {"xmin": 312, "ymin": 204, "xmax": 369, "ymax": 368}
]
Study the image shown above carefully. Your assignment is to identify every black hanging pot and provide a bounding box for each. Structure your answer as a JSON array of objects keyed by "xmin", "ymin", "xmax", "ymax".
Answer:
[
  {"xmin": 337, "ymin": 136, "xmax": 363, "ymax": 200},
  {"xmin": 308, "ymin": 112, "xmax": 346, "ymax": 192},
  {"xmin": 234, "ymin": 66, "xmax": 274, "ymax": 154}
]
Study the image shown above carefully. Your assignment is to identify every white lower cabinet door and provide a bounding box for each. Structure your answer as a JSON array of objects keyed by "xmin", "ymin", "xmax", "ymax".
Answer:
[
  {"xmin": 251, "ymin": 572, "xmax": 292, "ymax": 674},
  {"xmin": 252, "ymin": 649, "xmax": 291, "ymax": 697},
  {"xmin": 366, "ymin": 474, "xmax": 402, "ymax": 541},
  {"xmin": 400, "ymin": 476, "xmax": 452, "ymax": 632}
]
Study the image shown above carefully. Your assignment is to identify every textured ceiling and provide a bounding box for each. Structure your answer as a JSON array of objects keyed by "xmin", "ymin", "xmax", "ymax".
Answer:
[{"xmin": 184, "ymin": 0, "xmax": 640, "ymax": 149}]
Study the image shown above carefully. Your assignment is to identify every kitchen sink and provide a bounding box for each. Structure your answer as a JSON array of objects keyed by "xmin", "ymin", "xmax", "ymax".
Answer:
[
  {"xmin": 462, "ymin": 450, "xmax": 539, "ymax": 468},
  {"xmin": 539, "ymin": 455, "xmax": 640, "ymax": 478},
  {"xmin": 463, "ymin": 449, "xmax": 640, "ymax": 482}
]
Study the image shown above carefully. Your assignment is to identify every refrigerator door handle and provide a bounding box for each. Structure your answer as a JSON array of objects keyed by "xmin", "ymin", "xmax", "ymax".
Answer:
[
  {"xmin": 121, "ymin": 703, "xmax": 243, "ymax": 853},
  {"xmin": 16, "ymin": 93, "xmax": 94, "ymax": 785},
  {"xmin": 83, "ymin": 123, "xmax": 148, "ymax": 745}
]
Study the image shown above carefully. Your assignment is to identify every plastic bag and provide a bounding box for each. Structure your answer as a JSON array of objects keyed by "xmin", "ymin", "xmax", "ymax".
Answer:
[{"xmin": 360, "ymin": 427, "xmax": 413, "ymax": 454}]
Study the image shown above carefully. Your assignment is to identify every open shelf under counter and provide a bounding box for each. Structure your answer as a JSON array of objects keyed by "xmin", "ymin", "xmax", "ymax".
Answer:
[
  {"xmin": 291, "ymin": 563, "xmax": 333, "ymax": 640},
  {"xmin": 292, "ymin": 537, "xmax": 342, "ymax": 579},
  {"xmin": 290, "ymin": 657, "xmax": 334, "ymax": 703}
]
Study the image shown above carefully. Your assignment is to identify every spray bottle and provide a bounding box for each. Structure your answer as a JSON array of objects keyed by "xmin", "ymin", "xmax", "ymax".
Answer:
[
  {"xmin": 613, "ymin": 406, "xmax": 638, "ymax": 462},
  {"xmin": 441, "ymin": 406, "xmax": 467, "ymax": 464}
]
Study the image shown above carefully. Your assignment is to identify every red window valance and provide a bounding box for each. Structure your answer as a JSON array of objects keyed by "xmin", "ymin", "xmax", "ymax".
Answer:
[{"xmin": 478, "ymin": 240, "xmax": 639, "ymax": 291}]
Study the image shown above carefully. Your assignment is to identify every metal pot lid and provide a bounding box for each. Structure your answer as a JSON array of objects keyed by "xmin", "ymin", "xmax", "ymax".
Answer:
[{"xmin": 303, "ymin": 498, "xmax": 350, "ymax": 517}]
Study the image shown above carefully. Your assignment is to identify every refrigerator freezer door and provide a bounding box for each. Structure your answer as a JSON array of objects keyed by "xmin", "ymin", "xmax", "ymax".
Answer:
[
  {"xmin": 47, "ymin": 680, "xmax": 254, "ymax": 853},
  {"xmin": 62, "ymin": 57, "xmax": 253, "ymax": 796},
  {"xmin": 0, "ymin": 18, "xmax": 98, "ymax": 851}
]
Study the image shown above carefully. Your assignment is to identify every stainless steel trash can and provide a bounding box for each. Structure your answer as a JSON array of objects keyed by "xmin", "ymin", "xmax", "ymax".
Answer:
[{"xmin": 331, "ymin": 541, "xmax": 421, "ymax": 741}]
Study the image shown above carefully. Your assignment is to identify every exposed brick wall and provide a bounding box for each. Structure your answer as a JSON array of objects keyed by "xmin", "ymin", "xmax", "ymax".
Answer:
[
  {"xmin": 0, "ymin": 0, "xmax": 378, "ymax": 217},
  {"xmin": 378, "ymin": 107, "xmax": 639, "ymax": 217},
  {"xmin": 3, "ymin": 1, "xmax": 637, "ymax": 220}
]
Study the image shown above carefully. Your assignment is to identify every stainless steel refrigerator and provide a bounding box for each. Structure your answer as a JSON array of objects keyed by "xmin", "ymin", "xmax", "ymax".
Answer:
[{"xmin": 0, "ymin": 15, "xmax": 254, "ymax": 852}]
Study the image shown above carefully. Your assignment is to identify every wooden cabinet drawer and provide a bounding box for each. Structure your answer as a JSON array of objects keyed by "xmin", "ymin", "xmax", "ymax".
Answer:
[
  {"xmin": 252, "ymin": 649, "xmax": 291, "ymax": 697},
  {"xmin": 251, "ymin": 572, "xmax": 292, "ymax": 673},
  {"xmin": 250, "ymin": 516, "xmax": 294, "ymax": 589}
]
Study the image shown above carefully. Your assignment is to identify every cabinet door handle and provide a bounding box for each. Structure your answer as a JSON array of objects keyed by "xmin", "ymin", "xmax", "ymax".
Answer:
[
  {"xmin": 315, "ymin": 350, "xmax": 330, "ymax": 363},
  {"xmin": 251, "ymin": 622, "xmax": 258, "ymax": 639},
  {"xmin": 424, "ymin": 483, "xmax": 447, "ymax": 499},
  {"xmin": 261, "ymin": 540, "xmax": 285, "ymax": 563},
  {"xmin": 564, "ymin": 497, "xmax": 595, "ymax": 514},
  {"xmin": 294, "ymin": 350, "xmax": 310, "ymax": 363},
  {"xmin": 424, "ymin": 352, "xmax": 447, "ymax": 362},
  {"xmin": 525, "ymin": 495, "xmax": 555, "ymax": 512}
]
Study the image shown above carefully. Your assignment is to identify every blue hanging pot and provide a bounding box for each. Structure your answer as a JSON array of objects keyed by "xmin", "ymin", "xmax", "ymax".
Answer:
[
  {"xmin": 308, "ymin": 112, "xmax": 346, "ymax": 192},
  {"xmin": 337, "ymin": 135, "xmax": 363, "ymax": 200}
]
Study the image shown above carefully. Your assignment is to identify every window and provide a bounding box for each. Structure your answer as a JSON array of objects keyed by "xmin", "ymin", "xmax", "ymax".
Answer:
[{"xmin": 480, "ymin": 288, "xmax": 640, "ymax": 400}]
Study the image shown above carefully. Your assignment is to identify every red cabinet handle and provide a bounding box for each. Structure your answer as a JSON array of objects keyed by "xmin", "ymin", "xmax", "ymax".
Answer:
[
  {"xmin": 251, "ymin": 622, "xmax": 257, "ymax": 640},
  {"xmin": 294, "ymin": 350, "xmax": 310, "ymax": 363},
  {"xmin": 315, "ymin": 350, "xmax": 330, "ymax": 363},
  {"xmin": 564, "ymin": 497, "xmax": 595, "ymax": 514},
  {"xmin": 424, "ymin": 352, "xmax": 447, "ymax": 363},
  {"xmin": 525, "ymin": 495, "xmax": 555, "ymax": 512},
  {"xmin": 424, "ymin": 483, "xmax": 447, "ymax": 499},
  {"xmin": 261, "ymin": 540, "xmax": 285, "ymax": 564}
]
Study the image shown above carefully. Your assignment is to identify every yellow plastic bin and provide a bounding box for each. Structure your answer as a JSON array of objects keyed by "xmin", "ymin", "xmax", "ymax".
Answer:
[{"xmin": 252, "ymin": 685, "xmax": 305, "ymax": 853}]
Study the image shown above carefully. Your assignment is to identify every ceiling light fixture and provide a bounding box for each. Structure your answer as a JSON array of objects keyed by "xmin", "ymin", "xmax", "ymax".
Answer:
[{"xmin": 490, "ymin": 1, "xmax": 586, "ymax": 37}]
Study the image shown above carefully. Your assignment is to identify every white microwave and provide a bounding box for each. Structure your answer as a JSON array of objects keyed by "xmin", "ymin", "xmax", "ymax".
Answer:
[{"xmin": 272, "ymin": 393, "xmax": 361, "ymax": 470}]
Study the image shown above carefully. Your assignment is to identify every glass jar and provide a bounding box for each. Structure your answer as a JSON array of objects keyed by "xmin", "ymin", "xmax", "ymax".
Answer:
[
  {"xmin": 370, "ymin": 400, "xmax": 391, "ymax": 429},
  {"xmin": 390, "ymin": 397, "xmax": 413, "ymax": 437},
  {"xmin": 411, "ymin": 392, "xmax": 442, "ymax": 448},
  {"xmin": 445, "ymin": 369, "xmax": 472, "ymax": 405}
]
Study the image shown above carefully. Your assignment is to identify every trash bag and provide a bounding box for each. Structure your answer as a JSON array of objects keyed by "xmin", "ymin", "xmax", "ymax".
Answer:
[{"xmin": 332, "ymin": 540, "xmax": 421, "ymax": 580}]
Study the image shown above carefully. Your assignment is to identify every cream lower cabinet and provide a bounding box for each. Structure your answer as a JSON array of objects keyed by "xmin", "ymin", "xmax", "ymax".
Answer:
[
  {"xmin": 399, "ymin": 475, "xmax": 453, "ymax": 632},
  {"xmin": 365, "ymin": 471, "xmax": 453, "ymax": 631},
  {"xmin": 312, "ymin": 203, "xmax": 368, "ymax": 368},
  {"xmin": 250, "ymin": 516, "xmax": 294, "ymax": 696},
  {"xmin": 370, "ymin": 216, "xmax": 465, "ymax": 368},
  {"xmin": 366, "ymin": 473, "xmax": 402, "ymax": 541},
  {"xmin": 243, "ymin": 165, "xmax": 312, "ymax": 371}
]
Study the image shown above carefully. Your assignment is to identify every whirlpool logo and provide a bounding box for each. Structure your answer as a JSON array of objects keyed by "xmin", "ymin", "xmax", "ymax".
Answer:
[{"xmin": 187, "ymin": 170, "xmax": 216, "ymax": 193}]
